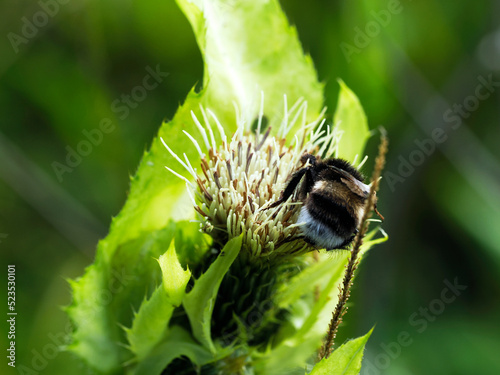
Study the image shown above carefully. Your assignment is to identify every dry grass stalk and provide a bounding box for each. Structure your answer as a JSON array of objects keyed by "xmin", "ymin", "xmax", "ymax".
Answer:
[{"xmin": 318, "ymin": 131, "xmax": 388, "ymax": 360}]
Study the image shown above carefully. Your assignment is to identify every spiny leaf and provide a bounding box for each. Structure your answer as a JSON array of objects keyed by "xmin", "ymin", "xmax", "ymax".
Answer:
[
  {"xmin": 294, "ymin": 252, "xmax": 350, "ymax": 343},
  {"xmin": 253, "ymin": 335, "xmax": 320, "ymax": 375},
  {"xmin": 66, "ymin": 258, "xmax": 123, "ymax": 374},
  {"xmin": 183, "ymin": 236, "xmax": 243, "ymax": 352},
  {"xmin": 309, "ymin": 328, "xmax": 373, "ymax": 375},
  {"xmin": 334, "ymin": 79, "xmax": 370, "ymax": 163},
  {"xmin": 132, "ymin": 325, "xmax": 214, "ymax": 375},
  {"xmin": 159, "ymin": 240, "xmax": 191, "ymax": 307},
  {"xmin": 126, "ymin": 239, "xmax": 191, "ymax": 361},
  {"xmin": 253, "ymin": 252, "xmax": 348, "ymax": 374},
  {"xmin": 176, "ymin": 0, "xmax": 323, "ymax": 133},
  {"xmin": 275, "ymin": 254, "xmax": 348, "ymax": 310},
  {"xmin": 67, "ymin": 224, "xmax": 177, "ymax": 372},
  {"xmin": 126, "ymin": 287, "xmax": 175, "ymax": 361}
]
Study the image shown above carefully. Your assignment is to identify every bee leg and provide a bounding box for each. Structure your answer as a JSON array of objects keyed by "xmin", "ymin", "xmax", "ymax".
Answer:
[
  {"xmin": 299, "ymin": 167, "xmax": 316, "ymax": 199},
  {"xmin": 267, "ymin": 167, "xmax": 309, "ymax": 209},
  {"xmin": 280, "ymin": 234, "xmax": 307, "ymax": 244}
]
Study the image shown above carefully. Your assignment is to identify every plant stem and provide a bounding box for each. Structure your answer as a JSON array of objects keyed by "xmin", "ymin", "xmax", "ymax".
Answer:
[{"xmin": 318, "ymin": 131, "xmax": 388, "ymax": 360}]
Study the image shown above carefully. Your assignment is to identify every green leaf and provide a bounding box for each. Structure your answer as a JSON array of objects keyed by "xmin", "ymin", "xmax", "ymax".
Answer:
[
  {"xmin": 176, "ymin": 0, "xmax": 323, "ymax": 133},
  {"xmin": 253, "ymin": 335, "xmax": 320, "ymax": 375},
  {"xmin": 174, "ymin": 220, "xmax": 211, "ymax": 269},
  {"xmin": 254, "ymin": 252, "xmax": 348, "ymax": 373},
  {"xmin": 67, "ymin": 224, "xmax": 177, "ymax": 373},
  {"xmin": 303, "ymin": 227, "xmax": 387, "ymax": 339},
  {"xmin": 309, "ymin": 328, "xmax": 373, "ymax": 375},
  {"xmin": 125, "ymin": 287, "xmax": 175, "ymax": 361},
  {"xmin": 264, "ymin": 228, "xmax": 385, "ymax": 372},
  {"xmin": 67, "ymin": 260, "xmax": 122, "ymax": 374},
  {"xmin": 333, "ymin": 79, "xmax": 370, "ymax": 163},
  {"xmin": 297, "ymin": 231, "xmax": 385, "ymax": 344},
  {"xmin": 275, "ymin": 254, "xmax": 348, "ymax": 310},
  {"xmin": 183, "ymin": 236, "xmax": 243, "ymax": 352},
  {"xmin": 126, "ymin": 239, "xmax": 191, "ymax": 361},
  {"xmin": 132, "ymin": 325, "xmax": 214, "ymax": 375},
  {"xmin": 294, "ymin": 252, "xmax": 350, "ymax": 343},
  {"xmin": 159, "ymin": 240, "xmax": 191, "ymax": 307}
]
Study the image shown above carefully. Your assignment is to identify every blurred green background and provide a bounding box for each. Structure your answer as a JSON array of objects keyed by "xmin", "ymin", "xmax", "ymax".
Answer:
[{"xmin": 1, "ymin": 0, "xmax": 499, "ymax": 374}]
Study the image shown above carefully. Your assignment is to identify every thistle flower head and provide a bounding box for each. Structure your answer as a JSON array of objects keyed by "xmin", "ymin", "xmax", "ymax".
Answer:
[{"xmin": 162, "ymin": 95, "xmax": 367, "ymax": 259}]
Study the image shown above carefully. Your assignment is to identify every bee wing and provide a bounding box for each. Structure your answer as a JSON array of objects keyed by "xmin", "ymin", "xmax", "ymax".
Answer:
[{"xmin": 328, "ymin": 165, "xmax": 370, "ymax": 198}]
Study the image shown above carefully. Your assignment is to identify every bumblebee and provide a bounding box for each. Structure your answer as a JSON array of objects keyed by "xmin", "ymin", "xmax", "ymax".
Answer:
[{"xmin": 270, "ymin": 154, "xmax": 383, "ymax": 250}]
